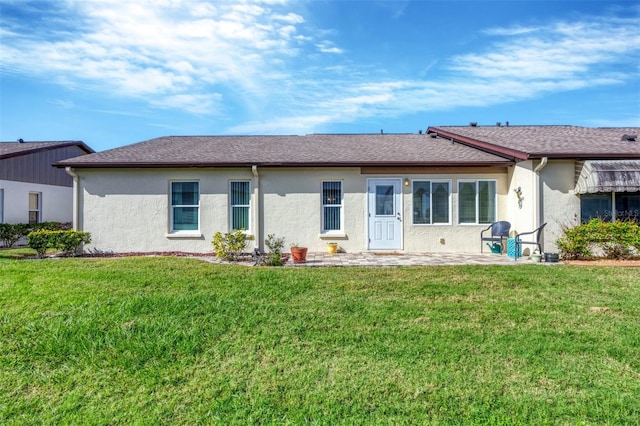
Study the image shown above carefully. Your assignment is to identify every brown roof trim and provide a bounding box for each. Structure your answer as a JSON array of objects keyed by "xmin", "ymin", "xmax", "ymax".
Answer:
[
  {"xmin": 1, "ymin": 141, "xmax": 95, "ymax": 160},
  {"xmin": 427, "ymin": 127, "xmax": 529, "ymax": 161},
  {"xmin": 57, "ymin": 160, "xmax": 515, "ymax": 169},
  {"xmin": 529, "ymin": 152, "xmax": 640, "ymax": 160}
]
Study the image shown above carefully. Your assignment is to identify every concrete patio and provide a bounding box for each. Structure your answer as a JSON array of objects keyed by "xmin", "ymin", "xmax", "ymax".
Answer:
[{"xmin": 203, "ymin": 251, "xmax": 546, "ymax": 267}]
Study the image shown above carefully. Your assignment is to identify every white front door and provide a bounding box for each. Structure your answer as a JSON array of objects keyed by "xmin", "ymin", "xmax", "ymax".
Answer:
[{"xmin": 367, "ymin": 178, "xmax": 402, "ymax": 250}]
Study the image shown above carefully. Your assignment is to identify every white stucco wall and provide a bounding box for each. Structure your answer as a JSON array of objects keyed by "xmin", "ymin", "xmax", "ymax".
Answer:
[
  {"xmin": 538, "ymin": 160, "xmax": 580, "ymax": 253},
  {"xmin": 0, "ymin": 179, "xmax": 73, "ymax": 224},
  {"xmin": 75, "ymin": 167, "xmax": 520, "ymax": 254}
]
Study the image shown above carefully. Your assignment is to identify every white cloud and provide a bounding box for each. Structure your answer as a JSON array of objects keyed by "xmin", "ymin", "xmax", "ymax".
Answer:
[{"xmin": 1, "ymin": 1, "xmax": 638, "ymax": 134}]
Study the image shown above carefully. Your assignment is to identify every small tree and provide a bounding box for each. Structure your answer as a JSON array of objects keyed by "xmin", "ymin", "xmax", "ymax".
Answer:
[{"xmin": 212, "ymin": 230, "xmax": 248, "ymax": 261}]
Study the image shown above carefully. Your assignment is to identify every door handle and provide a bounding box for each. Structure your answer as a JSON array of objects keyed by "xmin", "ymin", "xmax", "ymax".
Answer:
[{"xmin": 396, "ymin": 212, "xmax": 402, "ymax": 221}]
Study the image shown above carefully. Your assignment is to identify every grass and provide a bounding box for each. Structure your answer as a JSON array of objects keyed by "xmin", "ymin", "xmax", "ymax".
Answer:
[{"xmin": 1, "ymin": 255, "xmax": 639, "ymax": 424}]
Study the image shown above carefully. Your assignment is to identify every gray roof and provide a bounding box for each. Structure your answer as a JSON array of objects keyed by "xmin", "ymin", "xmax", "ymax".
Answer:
[
  {"xmin": 429, "ymin": 125, "xmax": 640, "ymax": 159},
  {"xmin": 575, "ymin": 160, "xmax": 640, "ymax": 194},
  {"xmin": 0, "ymin": 141, "xmax": 94, "ymax": 159},
  {"xmin": 55, "ymin": 134, "xmax": 513, "ymax": 168}
]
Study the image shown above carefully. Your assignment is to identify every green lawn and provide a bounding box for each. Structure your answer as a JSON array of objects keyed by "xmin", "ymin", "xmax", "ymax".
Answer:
[{"xmin": 1, "ymin": 256, "xmax": 639, "ymax": 424}]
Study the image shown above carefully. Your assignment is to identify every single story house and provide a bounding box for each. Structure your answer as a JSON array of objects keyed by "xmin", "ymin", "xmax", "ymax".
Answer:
[
  {"xmin": 55, "ymin": 125, "xmax": 640, "ymax": 255},
  {"xmin": 1, "ymin": 140, "xmax": 94, "ymax": 225}
]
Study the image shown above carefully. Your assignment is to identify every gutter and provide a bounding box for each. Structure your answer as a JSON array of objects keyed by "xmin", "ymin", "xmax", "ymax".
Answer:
[
  {"xmin": 64, "ymin": 167, "xmax": 81, "ymax": 231},
  {"xmin": 533, "ymin": 157, "xmax": 548, "ymax": 240},
  {"xmin": 252, "ymin": 165, "xmax": 261, "ymax": 251}
]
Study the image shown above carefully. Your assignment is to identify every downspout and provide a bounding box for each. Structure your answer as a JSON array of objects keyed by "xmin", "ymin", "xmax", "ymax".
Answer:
[
  {"xmin": 533, "ymin": 157, "xmax": 548, "ymax": 233},
  {"xmin": 252, "ymin": 165, "xmax": 260, "ymax": 251},
  {"xmin": 65, "ymin": 167, "xmax": 80, "ymax": 231}
]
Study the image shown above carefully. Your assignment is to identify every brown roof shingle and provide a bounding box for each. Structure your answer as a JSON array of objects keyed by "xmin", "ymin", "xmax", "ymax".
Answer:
[
  {"xmin": 429, "ymin": 125, "xmax": 640, "ymax": 159},
  {"xmin": 55, "ymin": 134, "xmax": 513, "ymax": 168}
]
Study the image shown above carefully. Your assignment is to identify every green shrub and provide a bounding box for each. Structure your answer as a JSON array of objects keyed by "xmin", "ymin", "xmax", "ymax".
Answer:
[
  {"xmin": 212, "ymin": 230, "xmax": 247, "ymax": 261},
  {"xmin": 557, "ymin": 219, "xmax": 640, "ymax": 260},
  {"xmin": 27, "ymin": 230, "xmax": 92, "ymax": 258},
  {"xmin": 0, "ymin": 223, "xmax": 29, "ymax": 248},
  {"xmin": 263, "ymin": 234, "xmax": 286, "ymax": 266}
]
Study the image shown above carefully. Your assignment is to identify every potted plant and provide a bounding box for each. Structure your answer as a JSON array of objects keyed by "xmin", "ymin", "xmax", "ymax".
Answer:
[
  {"xmin": 327, "ymin": 242, "xmax": 338, "ymax": 254},
  {"xmin": 531, "ymin": 250, "xmax": 542, "ymax": 263},
  {"xmin": 290, "ymin": 242, "xmax": 308, "ymax": 263}
]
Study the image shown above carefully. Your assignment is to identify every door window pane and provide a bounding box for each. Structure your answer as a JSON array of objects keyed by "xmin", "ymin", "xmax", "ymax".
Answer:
[{"xmin": 375, "ymin": 185, "xmax": 394, "ymax": 216}]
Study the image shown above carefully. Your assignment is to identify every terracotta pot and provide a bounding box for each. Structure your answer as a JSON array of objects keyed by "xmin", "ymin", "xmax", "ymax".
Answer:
[{"xmin": 290, "ymin": 247, "xmax": 308, "ymax": 263}]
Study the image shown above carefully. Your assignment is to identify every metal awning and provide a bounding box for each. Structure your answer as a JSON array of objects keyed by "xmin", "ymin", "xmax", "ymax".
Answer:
[{"xmin": 575, "ymin": 160, "xmax": 640, "ymax": 194}]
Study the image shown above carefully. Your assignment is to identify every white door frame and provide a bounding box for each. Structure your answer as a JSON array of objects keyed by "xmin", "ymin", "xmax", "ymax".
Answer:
[{"xmin": 367, "ymin": 178, "xmax": 403, "ymax": 250}]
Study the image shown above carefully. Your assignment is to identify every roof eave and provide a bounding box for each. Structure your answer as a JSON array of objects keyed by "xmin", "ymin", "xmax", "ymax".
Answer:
[
  {"xmin": 55, "ymin": 160, "xmax": 515, "ymax": 169},
  {"xmin": 427, "ymin": 127, "xmax": 529, "ymax": 161}
]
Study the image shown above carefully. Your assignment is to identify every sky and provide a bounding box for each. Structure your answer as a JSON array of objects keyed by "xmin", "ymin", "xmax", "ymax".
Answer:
[{"xmin": 1, "ymin": 0, "xmax": 639, "ymax": 152}]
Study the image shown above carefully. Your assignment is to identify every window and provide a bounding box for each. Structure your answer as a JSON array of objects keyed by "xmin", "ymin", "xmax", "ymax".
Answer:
[
  {"xmin": 412, "ymin": 180, "xmax": 450, "ymax": 225},
  {"xmin": 0, "ymin": 189, "xmax": 3, "ymax": 223},
  {"xmin": 230, "ymin": 181, "xmax": 251, "ymax": 231},
  {"xmin": 458, "ymin": 180, "xmax": 496, "ymax": 224},
  {"xmin": 581, "ymin": 192, "xmax": 640, "ymax": 222},
  {"xmin": 29, "ymin": 192, "xmax": 41, "ymax": 225},
  {"xmin": 170, "ymin": 181, "xmax": 199, "ymax": 232},
  {"xmin": 322, "ymin": 181, "xmax": 343, "ymax": 232}
]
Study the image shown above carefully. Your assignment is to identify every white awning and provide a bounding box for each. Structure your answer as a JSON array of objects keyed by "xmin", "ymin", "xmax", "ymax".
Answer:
[{"xmin": 575, "ymin": 160, "xmax": 640, "ymax": 194}]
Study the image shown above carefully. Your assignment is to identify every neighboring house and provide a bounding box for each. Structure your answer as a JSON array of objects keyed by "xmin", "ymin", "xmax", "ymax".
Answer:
[
  {"xmin": 0, "ymin": 140, "xmax": 94, "ymax": 225},
  {"xmin": 55, "ymin": 126, "xmax": 640, "ymax": 255}
]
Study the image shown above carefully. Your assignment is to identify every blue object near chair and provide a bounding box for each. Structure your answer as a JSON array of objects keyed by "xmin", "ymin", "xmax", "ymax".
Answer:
[{"xmin": 480, "ymin": 221, "xmax": 511, "ymax": 254}]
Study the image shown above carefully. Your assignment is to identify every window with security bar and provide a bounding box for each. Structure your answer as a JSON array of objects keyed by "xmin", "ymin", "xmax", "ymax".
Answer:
[
  {"xmin": 230, "ymin": 181, "xmax": 251, "ymax": 231},
  {"xmin": 322, "ymin": 181, "xmax": 343, "ymax": 232}
]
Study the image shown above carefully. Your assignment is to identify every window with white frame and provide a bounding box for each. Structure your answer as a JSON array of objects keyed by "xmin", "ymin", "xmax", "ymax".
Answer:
[
  {"xmin": 322, "ymin": 181, "xmax": 343, "ymax": 232},
  {"xmin": 29, "ymin": 192, "xmax": 41, "ymax": 225},
  {"xmin": 0, "ymin": 189, "xmax": 4, "ymax": 223},
  {"xmin": 458, "ymin": 180, "xmax": 496, "ymax": 224},
  {"xmin": 230, "ymin": 181, "xmax": 251, "ymax": 231},
  {"xmin": 170, "ymin": 181, "xmax": 199, "ymax": 232},
  {"xmin": 412, "ymin": 180, "xmax": 451, "ymax": 225}
]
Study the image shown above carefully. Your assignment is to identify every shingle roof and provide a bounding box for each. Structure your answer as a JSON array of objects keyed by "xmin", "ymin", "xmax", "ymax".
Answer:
[
  {"xmin": 0, "ymin": 141, "xmax": 94, "ymax": 159},
  {"xmin": 428, "ymin": 125, "xmax": 640, "ymax": 159},
  {"xmin": 55, "ymin": 134, "xmax": 513, "ymax": 168}
]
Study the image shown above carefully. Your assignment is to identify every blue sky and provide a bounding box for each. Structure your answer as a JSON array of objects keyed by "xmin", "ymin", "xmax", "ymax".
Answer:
[{"xmin": 1, "ymin": 0, "xmax": 639, "ymax": 152}]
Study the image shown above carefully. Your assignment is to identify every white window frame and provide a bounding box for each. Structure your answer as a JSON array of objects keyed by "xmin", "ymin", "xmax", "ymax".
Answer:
[
  {"xmin": 321, "ymin": 180, "xmax": 344, "ymax": 234},
  {"xmin": 229, "ymin": 181, "xmax": 251, "ymax": 232},
  {"xmin": 169, "ymin": 181, "xmax": 200, "ymax": 234},
  {"xmin": 0, "ymin": 188, "xmax": 4, "ymax": 223},
  {"xmin": 457, "ymin": 179, "xmax": 497, "ymax": 225},
  {"xmin": 411, "ymin": 179, "xmax": 452, "ymax": 225},
  {"xmin": 29, "ymin": 192, "xmax": 41, "ymax": 225}
]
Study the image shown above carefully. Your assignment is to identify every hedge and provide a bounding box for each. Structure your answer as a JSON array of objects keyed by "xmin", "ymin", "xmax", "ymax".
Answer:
[
  {"xmin": 0, "ymin": 222, "xmax": 71, "ymax": 248},
  {"xmin": 556, "ymin": 218, "xmax": 640, "ymax": 260},
  {"xmin": 27, "ymin": 230, "xmax": 92, "ymax": 258}
]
